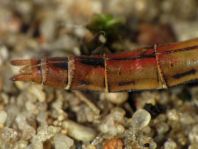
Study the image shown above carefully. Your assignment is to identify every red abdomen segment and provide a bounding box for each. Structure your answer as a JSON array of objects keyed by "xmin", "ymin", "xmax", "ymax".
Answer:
[{"xmin": 11, "ymin": 38, "xmax": 198, "ymax": 92}]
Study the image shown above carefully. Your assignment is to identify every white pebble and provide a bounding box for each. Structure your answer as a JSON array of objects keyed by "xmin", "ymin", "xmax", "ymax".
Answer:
[
  {"xmin": 28, "ymin": 85, "xmax": 46, "ymax": 102},
  {"xmin": 16, "ymin": 114, "xmax": 36, "ymax": 139},
  {"xmin": 0, "ymin": 46, "xmax": 8, "ymax": 66},
  {"xmin": 132, "ymin": 109, "xmax": 151, "ymax": 130},
  {"xmin": 54, "ymin": 134, "xmax": 74, "ymax": 149},
  {"xmin": 100, "ymin": 92, "xmax": 128, "ymax": 105},
  {"xmin": 30, "ymin": 140, "xmax": 43, "ymax": 149},
  {"xmin": 35, "ymin": 125, "xmax": 60, "ymax": 142},
  {"xmin": 98, "ymin": 108, "xmax": 125, "ymax": 136},
  {"xmin": 164, "ymin": 139, "xmax": 177, "ymax": 149},
  {"xmin": 189, "ymin": 125, "xmax": 198, "ymax": 143},
  {"xmin": 0, "ymin": 111, "xmax": 7, "ymax": 125},
  {"xmin": 167, "ymin": 109, "xmax": 179, "ymax": 121},
  {"xmin": 62, "ymin": 120, "xmax": 96, "ymax": 142},
  {"xmin": 1, "ymin": 127, "xmax": 18, "ymax": 142}
]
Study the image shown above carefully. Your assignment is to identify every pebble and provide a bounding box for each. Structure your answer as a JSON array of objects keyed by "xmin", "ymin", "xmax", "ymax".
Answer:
[
  {"xmin": 0, "ymin": 46, "xmax": 8, "ymax": 66},
  {"xmin": 83, "ymin": 144, "xmax": 96, "ymax": 149},
  {"xmin": 130, "ymin": 0, "xmax": 160, "ymax": 21},
  {"xmin": 40, "ymin": 14, "xmax": 57, "ymax": 42},
  {"xmin": 189, "ymin": 125, "xmax": 198, "ymax": 143},
  {"xmin": 0, "ymin": 127, "xmax": 18, "ymax": 142},
  {"xmin": 131, "ymin": 109, "xmax": 151, "ymax": 130},
  {"xmin": 138, "ymin": 136, "xmax": 157, "ymax": 149},
  {"xmin": 30, "ymin": 140, "xmax": 43, "ymax": 149},
  {"xmin": 164, "ymin": 139, "xmax": 177, "ymax": 149},
  {"xmin": 28, "ymin": 85, "xmax": 46, "ymax": 102},
  {"xmin": 156, "ymin": 122, "xmax": 169, "ymax": 135},
  {"xmin": 0, "ymin": 77, "xmax": 2, "ymax": 92},
  {"xmin": 15, "ymin": 140, "xmax": 28, "ymax": 149},
  {"xmin": 167, "ymin": 109, "xmax": 179, "ymax": 121},
  {"xmin": 99, "ymin": 108, "xmax": 125, "ymax": 136},
  {"xmin": 16, "ymin": 114, "xmax": 36, "ymax": 139},
  {"xmin": 189, "ymin": 144, "xmax": 198, "ymax": 149},
  {"xmin": 54, "ymin": 134, "xmax": 74, "ymax": 149},
  {"xmin": 103, "ymin": 138, "xmax": 124, "ymax": 149},
  {"xmin": 34, "ymin": 125, "xmax": 60, "ymax": 142},
  {"xmin": 0, "ymin": 110, "xmax": 7, "ymax": 125},
  {"xmin": 62, "ymin": 120, "xmax": 96, "ymax": 142},
  {"xmin": 136, "ymin": 91, "xmax": 158, "ymax": 109},
  {"xmin": 172, "ymin": 0, "xmax": 197, "ymax": 20},
  {"xmin": 104, "ymin": 0, "xmax": 132, "ymax": 15},
  {"xmin": 172, "ymin": 21, "xmax": 198, "ymax": 41},
  {"xmin": 100, "ymin": 92, "xmax": 128, "ymax": 105},
  {"xmin": 25, "ymin": 101, "xmax": 38, "ymax": 114}
]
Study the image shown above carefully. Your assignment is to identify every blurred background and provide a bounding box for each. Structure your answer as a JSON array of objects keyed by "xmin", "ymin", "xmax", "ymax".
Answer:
[{"xmin": 1, "ymin": 0, "xmax": 198, "ymax": 148}]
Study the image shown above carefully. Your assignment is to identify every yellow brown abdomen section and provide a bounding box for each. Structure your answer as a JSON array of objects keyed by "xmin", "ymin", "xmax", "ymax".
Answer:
[
  {"xmin": 106, "ymin": 49, "xmax": 161, "ymax": 92},
  {"xmin": 158, "ymin": 39, "xmax": 198, "ymax": 87}
]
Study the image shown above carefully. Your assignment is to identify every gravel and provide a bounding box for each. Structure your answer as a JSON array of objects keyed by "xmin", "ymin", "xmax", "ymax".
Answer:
[{"xmin": 1, "ymin": 0, "xmax": 198, "ymax": 148}]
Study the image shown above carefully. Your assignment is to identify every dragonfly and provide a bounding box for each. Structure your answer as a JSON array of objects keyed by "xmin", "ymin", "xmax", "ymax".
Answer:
[{"xmin": 11, "ymin": 38, "xmax": 198, "ymax": 92}]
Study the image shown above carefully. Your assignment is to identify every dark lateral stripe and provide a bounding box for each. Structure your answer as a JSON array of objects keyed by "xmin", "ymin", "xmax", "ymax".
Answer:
[
  {"xmin": 118, "ymin": 80, "xmax": 135, "ymax": 86},
  {"xmin": 110, "ymin": 45, "xmax": 198, "ymax": 61},
  {"xmin": 173, "ymin": 69, "xmax": 196, "ymax": 79},
  {"xmin": 110, "ymin": 53, "xmax": 155, "ymax": 61},
  {"xmin": 48, "ymin": 57, "xmax": 68, "ymax": 69},
  {"xmin": 78, "ymin": 57, "xmax": 104, "ymax": 67},
  {"xmin": 158, "ymin": 45, "xmax": 198, "ymax": 55}
]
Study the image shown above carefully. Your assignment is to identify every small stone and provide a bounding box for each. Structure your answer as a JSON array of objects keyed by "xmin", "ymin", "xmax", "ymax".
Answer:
[
  {"xmin": 15, "ymin": 140, "xmax": 28, "ymax": 149},
  {"xmin": 172, "ymin": 0, "xmax": 197, "ymax": 20},
  {"xmin": 167, "ymin": 109, "xmax": 179, "ymax": 121},
  {"xmin": 16, "ymin": 114, "xmax": 36, "ymax": 139},
  {"xmin": 28, "ymin": 85, "xmax": 46, "ymax": 102},
  {"xmin": 54, "ymin": 134, "xmax": 74, "ymax": 149},
  {"xmin": 164, "ymin": 139, "xmax": 177, "ymax": 149},
  {"xmin": 100, "ymin": 92, "xmax": 128, "ymax": 105},
  {"xmin": 172, "ymin": 21, "xmax": 198, "ymax": 41},
  {"xmin": 62, "ymin": 120, "xmax": 96, "ymax": 142},
  {"xmin": 131, "ymin": 0, "xmax": 160, "ymax": 21},
  {"xmin": 40, "ymin": 14, "xmax": 56, "ymax": 42},
  {"xmin": 156, "ymin": 122, "xmax": 169, "ymax": 134},
  {"xmin": 30, "ymin": 140, "xmax": 43, "ymax": 149},
  {"xmin": 0, "ymin": 127, "xmax": 18, "ymax": 142},
  {"xmin": 25, "ymin": 101, "xmax": 38, "ymax": 114},
  {"xmin": 103, "ymin": 138, "xmax": 124, "ymax": 149},
  {"xmin": 83, "ymin": 144, "xmax": 96, "ymax": 149},
  {"xmin": 0, "ymin": 111, "xmax": 7, "ymax": 125},
  {"xmin": 139, "ymin": 136, "xmax": 157, "ymax": 149},
  {"xmin": 189, "ymin": 125, "xmax": 198, "ymax": 143},
  {"xmin": 35, "ymin": 125, "xmax": 60, "ymax": 142},
  {"xmin": 189, "ymin": 144, "xmax": 198, "ymax": 149},
  {"xmin": 0, "ymin": 46, "xmax": 9, "ymax": 66},
  {"xmin": 131, "ymin": 109, "xmax": 151, "ymax": 130},
  {"xmin": 99, "ymin": 108, "xmax": 125, "ymax": 136}
]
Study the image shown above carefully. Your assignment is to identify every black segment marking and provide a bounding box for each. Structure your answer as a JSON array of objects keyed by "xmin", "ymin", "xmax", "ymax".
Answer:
[
  {"xmin": 173, "ymin": 69, "xmax": 196, "ymax": 79},
  {"xmin": 79, "ymin": 57, "xmax": 104, "ymax": 67},
  {"xmin": 52, "ymin": 61, "xmax": 68, "ymax": 69},
  {"xmin": 118, "ymin": 80, "xmax": 135, "ymax": 86}
]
